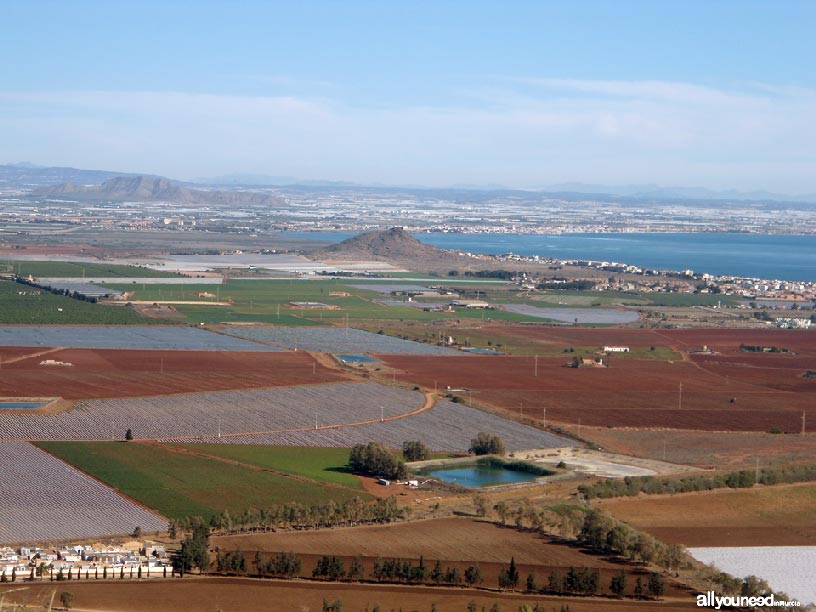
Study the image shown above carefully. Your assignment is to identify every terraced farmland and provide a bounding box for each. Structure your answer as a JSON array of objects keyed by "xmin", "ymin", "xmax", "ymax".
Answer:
[
  {"xmin": 0, "ymin": 325, "xmax": 281, "ymax": 351},
  {"xmin": 0, "ymin": 442, "xmax": 165, "ymax": 544},
  {"xmin": 219, "ymin": 326, "xmax": 459, "ymax": 355},
  {"xmin": 0, "ymin": 383, "xmax": 420, "ymax": 441}
]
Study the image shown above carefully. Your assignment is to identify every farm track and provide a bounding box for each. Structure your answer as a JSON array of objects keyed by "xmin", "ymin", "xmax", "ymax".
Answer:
[{"xmin": 0, "ymin": 346, "xmax": 65, "ymax": 364}]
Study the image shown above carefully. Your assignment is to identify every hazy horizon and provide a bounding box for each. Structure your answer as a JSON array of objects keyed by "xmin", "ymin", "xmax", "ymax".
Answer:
[{"xmin": 2, "ymin": 1, "xmax": 814, "ymax": 193}]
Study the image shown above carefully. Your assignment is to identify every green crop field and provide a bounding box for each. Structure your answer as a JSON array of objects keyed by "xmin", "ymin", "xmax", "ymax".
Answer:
[
  {"xmin": 0, "ymin": 280, "xmax": 168, "ymax": 324},
  {"xmin": 104, "ymin": 279, "xmax": 542, "ymax": 325},
  {"xmin": 37, "ymin": 442, "xmax": 368, "ymax": 520},
  {"xmin": 168, "ymin": 444, "xmax": 364, "ymax": 489},
  {"xmin": 1, "ymin": 260, "xmax": 181, "ymax": 278},
  {"xmin": 366, "ymin": 325, "xmax": 681, "ymax": 360}
]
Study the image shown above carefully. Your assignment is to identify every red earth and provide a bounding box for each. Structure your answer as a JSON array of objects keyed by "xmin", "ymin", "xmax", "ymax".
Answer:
[
  {"xmin": 382, "ymin": 333, "xmax": 816, "ymax": 432},
  {"xmin": 0, "ymin": 347, "xmax": 350, "ymax": 400}
]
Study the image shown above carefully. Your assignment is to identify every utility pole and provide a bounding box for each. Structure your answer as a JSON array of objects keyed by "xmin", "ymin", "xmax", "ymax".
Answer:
[
  {"xmin": 679, "ymin": 383, "xmax": 683, "ymax": 410},
  {"xmin": 534, "ymin": 355, "xmax": 538, "ymax": 377},
  {"xmin": 312, "ymin": 362, "xmax": 316, "ymax": 375},
  {"xmin": 217, "ymin": 419, "xmax": 221, "ymax": 439},
  {"xmin": 315, "ymin": 413, "xmax": 318, "ymax": 430},
  {"xmin": 803, "ymin": 412, "xmax": 807, "ymax": 436},
  {"xmin": 662, "ymin": 438, "xmax": 667, "ymax": 462},
  {"xmin": 381, "ymin": 406, "xmax": 384, "ymax": 422},
  {"xmin": 755, "ymin": 457, "xmax": 760, "ymax": 485},
  {"xmin": 542, "ymin": 407, "xmax": 546, "ymax": 427}
]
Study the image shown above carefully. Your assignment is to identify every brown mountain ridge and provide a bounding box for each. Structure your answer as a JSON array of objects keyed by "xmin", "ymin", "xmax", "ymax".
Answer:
[
  {"xmin": 34, "ymin": 176, "xmax": 283, "ymax": 207},
  {"xmin": 309, "ymin": 227, "xmax": 460, "ymax": 264}
]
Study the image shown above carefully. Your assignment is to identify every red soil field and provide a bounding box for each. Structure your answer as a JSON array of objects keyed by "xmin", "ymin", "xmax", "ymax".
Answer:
[
  {"xmin": 382, "ymin": 351, "xmax": 816, "ymax": 432},
  {"xmin": 215, "ymin": 517, "xmax": 689, "ymax": 597},
  {"xmin": 574, "ymin": 426, "xmax": 816, "ymax": 470},
  {"xmin": 598, "ymin": 482, "xmax": 816, "ymax": 547},
  {"xmin": 0, "ymin": 347, "xmax": 349, "ymax": 400},
  {"xmin": 0, "ymin": 577, "xmax": 701, "ymax": 612}
]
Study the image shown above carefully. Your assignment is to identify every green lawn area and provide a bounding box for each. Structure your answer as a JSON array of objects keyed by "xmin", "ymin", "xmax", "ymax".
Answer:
[
  {"xmin": 0, "ymin": 280, "xmax": 169, "ymax": 324},
  {"xmin": 1, "ymin": 260, "xmax": 181, "ymax": 278},
  {"xmin": 37, "ymin": 442, "xmax": 368, "ymax": 520},
  {"xmin": 169, "ymin": 444, "xmax": 363, "ymax": 490}
]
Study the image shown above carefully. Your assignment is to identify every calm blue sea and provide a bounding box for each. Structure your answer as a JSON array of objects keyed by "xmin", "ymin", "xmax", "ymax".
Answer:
[{"xmin": 286, "ymin": 232, "xmax": 816, "ymax": 282}]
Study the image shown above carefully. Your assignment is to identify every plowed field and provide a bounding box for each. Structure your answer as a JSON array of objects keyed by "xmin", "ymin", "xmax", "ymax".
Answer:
[
  {"xmin": 0, "ymin": 347, "xmax": 348, "ymax": 400},
  {"xmin": 599, "ymin": 482, "xmax": 816, "ymax": 547},
  {"xmin": 382, "ymin": 350, "xmax": 816, "ymax": 431}
]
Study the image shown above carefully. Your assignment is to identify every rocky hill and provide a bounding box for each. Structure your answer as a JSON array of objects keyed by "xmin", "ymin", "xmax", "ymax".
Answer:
[
  {"xmin": 34, "ymin": 175, "xmax": 283, "ymax": 206},
  {"xmin": 310, "ymin": 227, "xmax": 460, "ymax": 264}
]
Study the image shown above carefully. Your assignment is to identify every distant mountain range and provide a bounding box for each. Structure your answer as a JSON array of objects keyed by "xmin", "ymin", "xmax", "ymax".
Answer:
[
  {"xmin": 33, "ymin": 176, "xmax": 284, "ymax": 207},
  {"xmin": 3, "ymin": 163, "xmax": 814, "ymax": 205},
  {"xmin": 0, "ymin": 163, "xmax": 145, "ymax": 188}
]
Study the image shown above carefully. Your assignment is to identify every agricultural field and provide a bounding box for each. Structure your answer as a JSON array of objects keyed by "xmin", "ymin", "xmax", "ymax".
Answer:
[
  {"xmin": 0, "ymin": 578, "xmax": 702, "ymax": 612},
  {"xmin": 214, "ymin": 517, "xmax": 690, "ymax": 596},
  {"xmin": 103, "ymin": 278, "xmax": 544, "ymax": 324},
  {"xmin": 0, "ymin": 348, "xmax": 346, "ymax": 399},
  {"xmin": 37, "ymin": 441, "xmax": 366, "ymax": 520},
  {"xmin": 374, "ymin": 324, "xmax": 681, "ymax": 358},
  {"xmin": 599, "ymin": 482, "xmax": 816, "ymax": 547},
  {"xmin": 167, "ymin": 444, "xmax": 364, "ymax": 490},
  {"xmin": 0, "ymin": 280, "xmax": 166, "ymax": 324},
  {"xmin": 0, "ymin": 442, "xmax": 165, "ymax": 544},
  {"xmin": 0, "ymin": 325, "xmax": 279, "ymax": 351},
  {"xmin": 1, "ymin": 379, "xmax": 569, "ymax": 452},
  {"xmin": 381, "ymin": 325, "xmax": 816, "ymax": 432},
  {"xmin": 502, "ymin": 304, "xmax": 639, "ymax": 324},
  {"xmin": 188, "ymin": 399, "xmax": 573, "ymax": 452},
  {"xmin": 219, "ymin": 325, "xmax": 460, "ymax": 354},
  {"xmin": 574, "ymin": 426, "xmax": 816, "ymax": 470},
  {"xmin": 1, "ymin": 259, "xmax": 181, "ymax": 278},
  {"xmin": 216, "ymin": 516, "xmax": 599, "ymax": 566},
  {"xmin": 0, "ymin": 383, "xmax": 420, "ymax": 441}
]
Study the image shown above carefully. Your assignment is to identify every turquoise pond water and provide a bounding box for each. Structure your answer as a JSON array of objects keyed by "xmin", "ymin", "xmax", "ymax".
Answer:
[
  {"xmin": 420, "ymin": 464, "xmax": 540, "ymax": 487},
  {"xmin": 0, "ymin": 402, "xmax": 46, "ymax": 410},
  {"xmin": 336, "ymin": 354, "xmax": 376, "ymax": 363}
]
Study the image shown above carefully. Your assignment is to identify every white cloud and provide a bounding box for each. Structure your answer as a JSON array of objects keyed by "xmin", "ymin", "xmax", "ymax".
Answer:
[{"xmin": 0, "ymin": 78, "xmax": 814, "ymax": 191}]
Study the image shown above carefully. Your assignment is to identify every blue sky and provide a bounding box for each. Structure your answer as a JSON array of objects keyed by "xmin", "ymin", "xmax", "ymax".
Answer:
[{"xmin": 2, "ymin": 1, "xmax": 814, "ymax": 191}]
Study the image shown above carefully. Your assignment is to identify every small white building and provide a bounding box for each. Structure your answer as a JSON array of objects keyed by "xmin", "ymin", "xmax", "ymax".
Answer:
[{"xmin": 603, "ymin": 346, "xmax": 630, "ymax": 353}]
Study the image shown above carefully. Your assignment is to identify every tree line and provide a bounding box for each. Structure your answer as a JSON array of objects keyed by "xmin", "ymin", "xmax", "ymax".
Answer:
[
  {"xmin": 578, "ymin": 463, "xmax": 816, "ymax": 499},
  {"xmin": 170, "ymin": 496, "xmax": 406, "ymax": 542}
]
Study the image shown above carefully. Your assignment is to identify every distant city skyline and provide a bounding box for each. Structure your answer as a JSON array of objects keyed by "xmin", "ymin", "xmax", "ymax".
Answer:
[{"xmin": 2, "ymin": 1, "xmax": 814, "ymax": 192}]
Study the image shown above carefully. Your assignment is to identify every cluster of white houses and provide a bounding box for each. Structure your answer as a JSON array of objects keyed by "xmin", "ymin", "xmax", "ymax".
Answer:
[{"xmin": 0, "ymin": 542, "xmax": 171, "ymax": 581}]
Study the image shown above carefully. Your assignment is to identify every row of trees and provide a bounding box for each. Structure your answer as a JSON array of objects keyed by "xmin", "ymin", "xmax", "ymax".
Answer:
[
  {"xmin": 209, "ymin": 549, "xmax": 664, "ymax": 602},
  {"xmin": 578, "ymin": 463, "xmax": 816, "ymax": 499},
  {"xmin": 14, "ymin": 276, "xmax": 101, "ymax": 303},
  {"xmin": 171, "ymin": 496, "xmax": 407, "ymax": 540}
]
